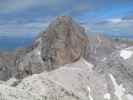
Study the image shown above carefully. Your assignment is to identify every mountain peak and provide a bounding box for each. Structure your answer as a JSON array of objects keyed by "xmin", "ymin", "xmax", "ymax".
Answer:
[
  {"xmin": 56, "ymin": 16, "xmax": 73, "ymax": 22},
  {"xmin": 40, "ymin": 16, "xmax": 89, "ymax": 70}
]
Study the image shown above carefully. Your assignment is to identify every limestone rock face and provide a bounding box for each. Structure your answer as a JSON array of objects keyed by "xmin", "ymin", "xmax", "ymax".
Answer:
[
  {"xmin": 92, "ymin": 46, "xmax": 133, "ymax": 97},
  {"xmin": 0, "ymin": 53, "xmax": 17, "ymax": 81},
  {"xmin": 41, "ymin": 16, "xmax": 88, "ymax": 70},
  {"xmin": 85, "ymin": 33, "xmax": 125, "ymax": 64},
  {"xmin": 16, "ymin": 16, "xmax": 89, "ymax": 78},
  {"xmin": 16, "ymin": 38, "xmax": 45, "ymax": 79}
]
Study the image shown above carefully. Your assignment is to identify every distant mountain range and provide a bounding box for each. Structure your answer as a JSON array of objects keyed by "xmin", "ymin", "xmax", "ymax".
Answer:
[{"xmin": 106, "ymin": 34, "xmax": 133, "ymax": 40}]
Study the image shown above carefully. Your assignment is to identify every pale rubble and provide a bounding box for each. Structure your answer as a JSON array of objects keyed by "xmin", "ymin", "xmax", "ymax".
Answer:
[
  {"xmin": 16, "ymin": 58, "xmax": 114, "ymax": 100},
  {"xmin": 109, "ymin": 73, "xmax": 133, "ymax": 100},
  {"xmin": 0, "ymin": 58, "xmax": 108, "ymax": 100},
  {"xmin": 0, "ymin": 58, "xmax": 132, "ymax": 100},
  {"xmin": 94, "ymin": 45, "xmax": 133, "ymax": 96},
  {"xmin": 17, "ymin": 58, "xmax": 94, "ymax": 100},
  {"xmin": 0, "ymin": 59, "xmax": 90, "ymax": 100},
  {"xmin": 0, "ymin": 84, "xmax": 42, "ymax": 100}
]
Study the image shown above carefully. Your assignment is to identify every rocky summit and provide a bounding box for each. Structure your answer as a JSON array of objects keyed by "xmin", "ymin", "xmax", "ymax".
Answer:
[
  {"xmin": 41, "ymin": 16, "xmax": 88, "ymax": 69},
  {"xmin": 0, "ymin": 16, "xmax": 133, "ymax": 100},
  {"xmin": 16, "ymin": 16, "xmax": 89, "ymax": 78}
]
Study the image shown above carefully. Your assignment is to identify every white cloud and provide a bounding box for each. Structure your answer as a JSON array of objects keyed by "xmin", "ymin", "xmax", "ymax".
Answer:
[
  {"xmin": 0, "ymin": 0, "xmax": 65, "ymax": 13},
  {"xmin": 93, "ymin": 17, "xmax": 133, "ymax": 35},
  {"xmin": 108, "ymin": 18, "xmax": 122, "ymax": 24},
  {"xmin": 0, "ymin": 18, "xmax": 50, "ymax": 37},
  {"xmin": 0, "ymin": 0, "xmax": 35, "ymax": 13}
]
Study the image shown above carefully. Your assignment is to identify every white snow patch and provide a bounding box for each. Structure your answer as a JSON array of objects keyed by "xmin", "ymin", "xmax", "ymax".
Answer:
[
  {"xmin": 87, "ymin": 86, "xmax": 94, "ymax": 100},
  {"xmin": 104, "ymin": 93, "xmax": 111, "ymax": 100},
  {"xmin": 126, "ymin": 94, "xmax": 133, "ymax": 100},
  {"xmin": 109, "ymin": 74, "xmax": 126, "ymax": 100},
  {"xmin": 120, "ymin": 49, "xmax": 133, "ymax": 60}
]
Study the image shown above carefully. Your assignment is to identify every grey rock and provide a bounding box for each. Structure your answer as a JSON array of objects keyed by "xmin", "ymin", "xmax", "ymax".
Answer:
[
  {"xmin": 16, "ymin": 59, "xmax": 109, "ymax": 100},
  {"xmin": 0, "ymin": 47, "xmax": 32, "ymax": 80},
  {"xmin": 41, "ymin": 16, "xmax": 88, "ymax": 70},
  {"xmin": 0, "ymin": 53, "xmax": 17, "ymax": 80},
  {"xmin": 16, "ymin": 16, "xmax": 89, "ymax": 78},
  {"xmin": 16, "ymin": 38, "xmax": 45, "ymax": 79},
  {"xmin": 85, "ymin": 33, "xmax": 120, "ymax": 64},
  {"xmin": 94, "ymin": 46, "xmax": 133, "ymax": 95},
  {"xmin": 0, "ymin": 58, "xmax": 132, "ymax": 100}
]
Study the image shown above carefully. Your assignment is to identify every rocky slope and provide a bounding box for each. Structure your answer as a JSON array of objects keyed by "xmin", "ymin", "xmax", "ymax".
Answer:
[
  {"xmin": 0, "ymin": 58, "xmax": 133, "ymax": 100},
  {"xmin": 95, "ymin": 46, "xmax": 133, "ymax": 94},
  {"xmin": 85, "ymin": 33, "xmax": 130, "ymax": 64},
  {"xmin": 16, "ymin": 16, "xmax": 89, "ymax": 79},
  {"xmin": 0, "ymin": 47, "xmax": 32, "ymax": 80},
  {"xmin": 0, "ymin": 59, "xmax": 105, "ymax": 100}
]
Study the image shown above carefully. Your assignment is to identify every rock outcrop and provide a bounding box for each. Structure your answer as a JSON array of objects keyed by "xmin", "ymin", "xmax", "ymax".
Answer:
[
  {"xmin": 94, "ymin": 46, "xmax": 133, "ymax": 95},
  {"xmin": 0, "ymin": 52, "xmax": 17, "ymax": 80},
  {"xmin": 85, "ymin": 33, "xmax": 119, "ymax": 64},
  {"xmin": 41, "ymin": 16, "xmax": 88, "ymax": 69},
  {"xmin": 16, "ymin": 16, "xmax": 89, "ymax": 78}
]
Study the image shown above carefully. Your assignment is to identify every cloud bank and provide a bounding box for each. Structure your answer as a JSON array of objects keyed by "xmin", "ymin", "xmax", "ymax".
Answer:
[{"xmin": 0, "ymin": 0, "xmax": 133, "ymax": 37}]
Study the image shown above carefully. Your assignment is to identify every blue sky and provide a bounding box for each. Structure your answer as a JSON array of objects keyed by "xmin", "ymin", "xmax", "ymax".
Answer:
[{"xmin": 0, "ymin": 0, "xmax": 133, "ymax": 37}]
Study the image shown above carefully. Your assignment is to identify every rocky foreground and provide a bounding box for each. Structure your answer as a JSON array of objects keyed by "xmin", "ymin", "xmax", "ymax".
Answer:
[{"xmin": 0, "ymin": 16, "xmax": 133, "ymax": 100}]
